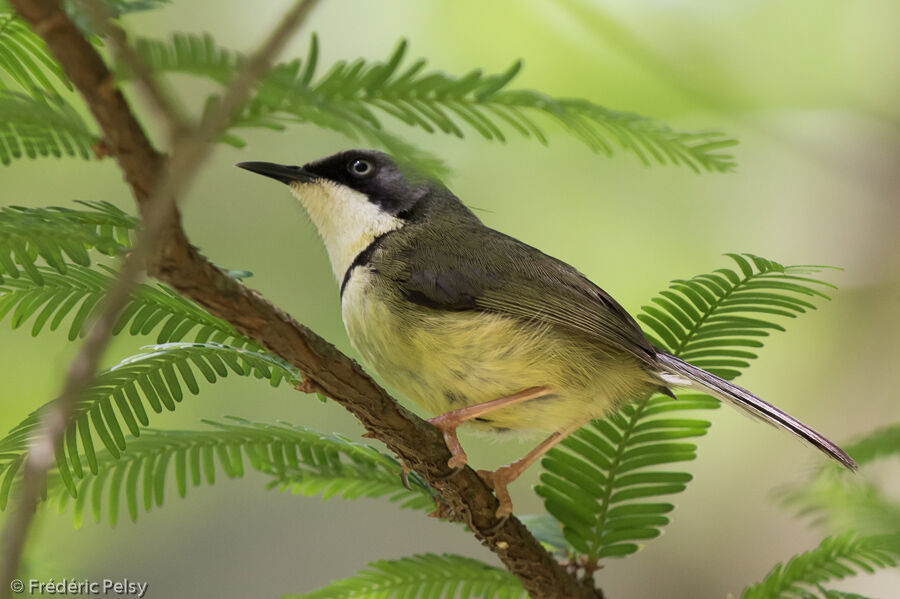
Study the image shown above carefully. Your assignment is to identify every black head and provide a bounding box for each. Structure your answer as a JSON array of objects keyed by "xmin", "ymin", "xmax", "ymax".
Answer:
[{"xmin": 237, "ymin": 149, "xmax": 433, "ymax": 219}]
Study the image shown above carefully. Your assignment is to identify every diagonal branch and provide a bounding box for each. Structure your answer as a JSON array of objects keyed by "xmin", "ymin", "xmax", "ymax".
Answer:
[{"xmin": 4, "ymin": 1, "xmax": 599, "ymax": 598}]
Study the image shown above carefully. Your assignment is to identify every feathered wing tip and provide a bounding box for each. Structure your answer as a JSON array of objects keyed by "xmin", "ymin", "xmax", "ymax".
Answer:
[{"xmin": 656, "ymin": 352, "xmax": 857, "ymax": 471}]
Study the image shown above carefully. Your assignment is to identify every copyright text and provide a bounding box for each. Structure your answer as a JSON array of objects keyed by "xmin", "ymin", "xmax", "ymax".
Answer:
[{"xmin": 9, "ymin": 579, "xmax": 148, "ymax": 597}]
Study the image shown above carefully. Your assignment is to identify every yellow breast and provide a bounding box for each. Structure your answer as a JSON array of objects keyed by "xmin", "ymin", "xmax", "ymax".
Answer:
[{"xmin": 341, "ymin": 268, "xmax": 655, "ymax": 434}]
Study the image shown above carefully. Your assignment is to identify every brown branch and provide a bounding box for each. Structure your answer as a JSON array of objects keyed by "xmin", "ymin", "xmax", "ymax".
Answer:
[{"xmin": 4, "ymin": 1, "xmax": 600, "ymax": 597}]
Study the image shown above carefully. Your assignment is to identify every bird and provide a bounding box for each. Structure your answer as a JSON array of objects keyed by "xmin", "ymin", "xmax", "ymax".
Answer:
[{"xmin": 237, "ymin": 149, "xmax": 856, "ymax": 518}]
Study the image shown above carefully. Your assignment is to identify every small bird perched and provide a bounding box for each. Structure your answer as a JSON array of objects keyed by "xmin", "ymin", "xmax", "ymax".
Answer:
[{"xmin": 237, "ymin": 150, "xmax": 856, "ymax": 517}]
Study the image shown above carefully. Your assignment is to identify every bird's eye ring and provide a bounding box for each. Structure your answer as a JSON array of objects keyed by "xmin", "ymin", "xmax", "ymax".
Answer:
[{"xmin": 348, "ymin": 159, "xmax": 373, "ymax": 177}]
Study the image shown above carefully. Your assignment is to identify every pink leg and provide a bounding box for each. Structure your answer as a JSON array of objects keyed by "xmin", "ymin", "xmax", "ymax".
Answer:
[
  {"xmin": 479, "ymin": 421, "xmax": 586, "ymax": 518},
  {"xmin": 428, "ymin": 386, "xmax": 554, "ymax": 470}
]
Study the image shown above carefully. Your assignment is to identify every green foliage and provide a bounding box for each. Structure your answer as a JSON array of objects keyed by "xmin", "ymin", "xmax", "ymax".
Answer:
[
  {"xmin": 1, "ymin": 195, "xmax": 886, "ymax": 598},
  {"xmin": 119, "ymin": 33, "xmax": 738, "ymax": 176},
  {"xmin": 0, "ymin": 201, "xmax": 135, "ymax": 282},
  {"xmin": 35, "ymin": 418, "xmax": 432, "ymax": 527},
  {"xmin": 1, "ymin": 11, "xmax": 738, "ymax": 173},
  {"xmin": 535, "ymin": 254, "xmax": 835, "ymax": 562},
  {"xmin": 0, "ymin": 90, "xmax": 96, "ymax": 164},
  {"xmin": 0, "ymin": 264, "xmax": 109, "ymax": 340},
  {"xmin": 780, "ymin": 424, "xmax": 900, "ymax": 547},
  {"xmin": 0, "ymin": 12, "xmax": 71, "ymax": 93},
  {"xmin": 638, "ymin": 253, "xmax": 834, "ymax": 380},
  {"xmin": 0, "ymin": 343, "xmax": 301, "ymax": 506},
  {"xmin": 1, "ymin": 2, "xmax": 883, "ymax": 593},
  {"xmin": 0, "ymin": 199, "xmax": 287, "ymax": 511},
  {"xmin": 785, "ymin": 477, "xmax": 900, "ymax": 546},
  {"xmin": 289, "ymin": 553, "xmax": 526, "ymax": 599},
  {"xmin": 840, "ymin": 424, "xmax": 900, "ymax": 467},
  {"xmin": 536, "ymin": 393, "xmax": 714, "ymax": 559},
  {"xmin": 0, "ymin": 200, "xmax": 258, "ymax": 346},
  {"xmin": 0, "ymin": 2, "xmax": 169, "ymax": 168},
  {"xmin": 268, "ymin": 440, "xmax": 434, "ymax": 513},
  {"xmin": 0, "ymin": 11, "xmax": 98, "ymax": 164},
  {"xmin": 740, "ymin": 534, "xmax": 900, "ymax": 599},
  {"xmin": 0, "ymin": 263, "xmax": 259, "ymax": 345},
  {"xmin": 742, "ymin": 384, "xmax": 900, "ymax": 599}
]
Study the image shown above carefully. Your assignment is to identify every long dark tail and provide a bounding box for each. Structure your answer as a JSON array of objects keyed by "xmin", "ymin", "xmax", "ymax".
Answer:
[{"xmin": 656, "ymin": 352, "xmax": 857, "ymax": 471}]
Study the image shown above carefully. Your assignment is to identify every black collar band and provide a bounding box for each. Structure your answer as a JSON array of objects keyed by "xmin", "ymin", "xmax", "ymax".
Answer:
[{"xmin": 340, "ymin": 231, "xmax": 395, "ymax": 298}]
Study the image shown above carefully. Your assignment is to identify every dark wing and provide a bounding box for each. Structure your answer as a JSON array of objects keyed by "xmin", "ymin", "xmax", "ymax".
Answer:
[{"xmin": 378, "ymin": 223, "xmax": 658, "ymax": 365}]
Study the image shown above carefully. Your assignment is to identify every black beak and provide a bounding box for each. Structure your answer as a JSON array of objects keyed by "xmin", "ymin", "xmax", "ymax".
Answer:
[{"xmin": 235, "ymin": 161, "xmax": 317, "ymax": 185}]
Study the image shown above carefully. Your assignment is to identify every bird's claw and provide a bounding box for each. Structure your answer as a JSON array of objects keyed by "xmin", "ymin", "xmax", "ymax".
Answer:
[
  {"xmin": 431, "ymin": 464, "xmax": 465, "ymax": 482},
  {"xmin": 399, "ymin": 459, "xmax": 412, "ymax": 490},
  {"xmin": 446, "ymin": 452, "xmax": 468, "ymax": 470},
  {"xmin": 428, "ymin": 415, "xmax": 469, "ymax": 471},
  {"xmin": 477, "ymin": 468, "xmax": 514, "ymax": 519}
]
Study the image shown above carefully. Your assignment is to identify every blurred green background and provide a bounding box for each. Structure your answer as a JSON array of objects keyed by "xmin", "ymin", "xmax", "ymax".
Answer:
[{"xmin": 2, "ymin": 0, "xmax": 899, "ymax": 597}]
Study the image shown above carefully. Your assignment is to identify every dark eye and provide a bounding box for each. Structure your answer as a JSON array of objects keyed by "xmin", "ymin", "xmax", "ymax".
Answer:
[{"xmin": 348, "ymin": 159, "xmax": 373, "ymax": 177}]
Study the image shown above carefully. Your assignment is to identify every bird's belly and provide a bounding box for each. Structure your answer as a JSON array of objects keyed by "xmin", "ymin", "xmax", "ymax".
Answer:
[{"xmin": 341, "ymin": 269, "xmax": 653, "ymax": 433}]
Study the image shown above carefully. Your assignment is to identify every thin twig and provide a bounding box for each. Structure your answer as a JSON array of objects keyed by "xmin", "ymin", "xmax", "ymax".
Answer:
[
  {"xmin": 0, "ymin": 2, "xmax": 320, "ymax": 597},
  {"xmin": 147, "ymin": 0, "xmax": 321, "ymax": 221},
  {"xmin": 75, "ymin": 0, "xmax": 186, "ymax": 143}
]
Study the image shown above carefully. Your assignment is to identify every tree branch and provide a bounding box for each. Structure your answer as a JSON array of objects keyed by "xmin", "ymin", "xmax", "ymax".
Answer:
[{"xmin": 5, "ymin": 1, "xmax": 599, "ymax": 597}]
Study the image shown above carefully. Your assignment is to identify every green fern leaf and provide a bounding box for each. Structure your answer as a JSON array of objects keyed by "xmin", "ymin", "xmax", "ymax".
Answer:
[
  {"xmin": 119, "ymin": 33, "xmax": 447, "ymax": 175},
  {"xmin": 780, "ymin": 425, "xmax": 900, "ymax": 544},
  {"xmin": 124, "ymin": 32, "xmax": 236, "ymax": 84},
  {"xmin": 286, "ymin": 553, "xmax": 525, "ymax": 599},
  {"xmin": 0, "ymin": 201, "xmax": 135, "ymax": 282},
  {"xmin": 0, "ymin": 263, "xmax": 258, "ymax": 346},
  {"xmin": 740, "ymin": 534, "xmax": 900, "ymax": 599},
  {"xmin": 788, "ymin": 477, "xmax": 900, "ymax": 547},
  {"xmin": 0, "ymin": 343, "xmax": 301, "ymax": 504},
  {"xmin": 536, "ymin": 254, "xmax": 835, "ymax": 562},
  {"xmin": 639, "ymin": 253, "xmax": 834, "ymax": 377},
  {"xmin": 214, "ymin": 418, "xmax": 434, "ymax": 512},
  {"xmin": 0, "ymin": 454, "xmax": 22, "ymax": 511},
  {"xmin": 228, "ymin": 95, "xmax": 450, "ymax": 177},
  {"xmin": 119, "ymin": 33, "xmax": 738, "ymax": 175},
  {"xmin": 839, "ymin": 424, "xmax": 900, "ymax": 468},
  {"xmin": 0, "ymin": 90, "xmax": 97, "ymax": 164},
  {"xmin": 28, "ymin": 418, "xmax": 432, "ymax": 526},
  {"xmin": 0, "ymin": 12, "xmax": 71, "ymax": 93}
]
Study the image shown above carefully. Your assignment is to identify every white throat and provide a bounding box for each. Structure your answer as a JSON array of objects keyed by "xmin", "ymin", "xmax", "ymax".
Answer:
[{"xmin": 290, "ymin": 180, "xmax": 404, "ymax": 281}]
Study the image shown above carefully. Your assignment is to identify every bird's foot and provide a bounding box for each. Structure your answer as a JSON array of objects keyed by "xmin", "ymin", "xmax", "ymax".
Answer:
[
  {"xmin": 428, "ymin": 414, "xmax": 469, "ymax": 470},
  {"xmin": 477, "ymin": 466, "xmax": 515, "ymax": 519},
  {"xmin": 398, "ymin": 458, "xmax": 412, "ymax": 490},
  {"xmin": 294, "ymin": 375, "xmax": 324, "ymax": 395},
  {"xmin": 428, "ymin": 387, "xmax": 556, "ymax": 472}
]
